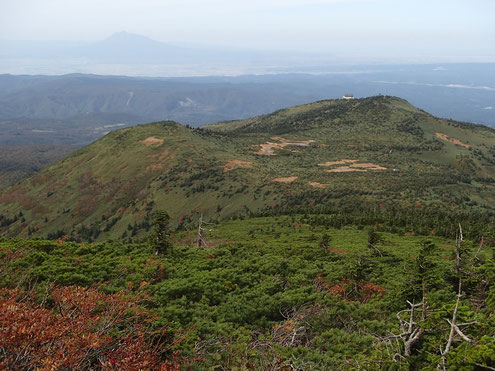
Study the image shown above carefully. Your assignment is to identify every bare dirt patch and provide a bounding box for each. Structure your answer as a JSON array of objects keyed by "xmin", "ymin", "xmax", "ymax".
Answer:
[
  {"xmin": 256, "ymin": 137, "xmax": 314, "ymax": 155},
  {"xmin": 139, "ymin": 136, "xmax": 164, "ymax": 146},
  {"xmin": 318, "ymin": 159, "xmax": 358, "ymax": 166},
  {"xmin": 273, "ymin": 176, "xmax": 298, "ymax": 183},
  {"xmin": 321, "ymin": 159, "xmax": 387, "ymax": 173},
  {"xmin": 308, "ymin": 181, "xmax": 328, "ymax": 188},
  {"xmin": 349, "ymin": 163, "xmax": 387, "ymax": 170},
  {"xmin": 435, "ymin": 133, "xmax": 470, "ymax": 148},
  {"xmin": 257, "ymin": 142, "xmax": 280, "ymax": 155},
  {"xmin": 223, "ymin": 160, "xmax": 253, "ymax": 172}
]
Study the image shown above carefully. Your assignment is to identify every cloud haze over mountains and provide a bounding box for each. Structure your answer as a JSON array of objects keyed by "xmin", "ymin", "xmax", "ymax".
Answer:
[
  {"xmin": 1, "ymin": 0, "xmax": 494, "ymax": 76},
  {"xmin": 2, "ymin": 0, "xmax": 493, "ymax": 58}
]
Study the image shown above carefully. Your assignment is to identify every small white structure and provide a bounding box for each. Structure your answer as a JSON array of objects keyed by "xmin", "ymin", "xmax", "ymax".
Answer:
[{"xmin": 343, "ymin": 94, "xmax": 354, "ymax": 100}]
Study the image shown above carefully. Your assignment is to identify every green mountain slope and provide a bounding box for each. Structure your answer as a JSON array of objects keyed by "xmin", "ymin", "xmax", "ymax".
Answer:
[{"xmin": 2, "ymin": 96, "xmax": 495, "ymax": 241}]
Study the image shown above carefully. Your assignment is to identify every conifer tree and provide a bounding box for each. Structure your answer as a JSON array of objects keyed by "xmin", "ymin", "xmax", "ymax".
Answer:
[{"xmin": 150, "ymin": 210, "xmax": 171, "ymax": 255}]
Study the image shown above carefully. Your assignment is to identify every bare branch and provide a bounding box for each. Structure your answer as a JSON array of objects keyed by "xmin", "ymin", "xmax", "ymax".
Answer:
[
  {"xmin": 439, "ymin": 224, "xmax": 476, "ymax": 367},
  {"xmin": 195, "ymin": 213, "xmax": 215, "ymax": 248},
  {"xmin": 392, "ymin": 300, "xmax": 426, "ymax": 358},
  {"xmin": 369, "ymin": 243, "xmax": 383, "ymax": 257},
  {"xmin": 475, "ymin": 364, "xmax": 495, "ymax": 371},
  {"xmin": 474, "ymin": 236, "xmax": 484, "ymax": 261},
  {"xmin": 446, "ymin": 320, "xmax": 475, "ymax": 344}
]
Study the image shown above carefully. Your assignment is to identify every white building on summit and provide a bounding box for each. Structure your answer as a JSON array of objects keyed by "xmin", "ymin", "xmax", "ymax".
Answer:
[{"xmin": 342, "ymin": 94, "xmax": 354, "ymax": 100}]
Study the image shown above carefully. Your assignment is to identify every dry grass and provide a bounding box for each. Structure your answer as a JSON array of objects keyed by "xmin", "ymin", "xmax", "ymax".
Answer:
[
  {"xmin": 146, "ymin": 164, "xmax": 164, "ymax": 171},
  {"xmin": 139, "ymin": 137, "xmax": 164, "ymax": 146},
  {"xmin": 148, "ymin": 149, "xmax": 170, "ymax": 161},
  {"xmin": 146, "ymin": 150, "xmax": 171, "ymax": 171},
  {"xmin": 223, "ymin": 160, "xmax": 253, "ymax": 172},
  {"xmin": 273, "ymin": 176, "xmax": 298, "ymax": 183},
  {"xmin": 318, "ymin": 159, "xmax": 358, "ymax": 166},
  {"xmin": 320, "ymin": 159, "xmax": 387, "ymax": 172},
  {"xmin": 349, "ymin": 163, "xmax": 387, "ymax": 170},
  {"xmin": 329, "ymin": 248, "xmax": 348, "ymax": 254},
  {"xmin": 308, "ymin": 181, "xmax": 328, "ymax": 188}
]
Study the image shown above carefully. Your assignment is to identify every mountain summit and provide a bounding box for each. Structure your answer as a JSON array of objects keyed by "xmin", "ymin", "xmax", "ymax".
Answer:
[{"xmin": 84, "ymin": 31, "xmax": 187, "ymax": 61}]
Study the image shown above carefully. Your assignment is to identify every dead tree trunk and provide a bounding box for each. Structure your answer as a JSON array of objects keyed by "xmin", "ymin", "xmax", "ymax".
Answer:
[
  {"xmin": 195, "ymin": 214, "xmax": 215, "ymax": 248},
  {"xmin": 196, "ymin": 214, "xmax": 205, "ymax": 247},
  {"xmin": 398, "ymin": 300, "xmax": 425, "ymax": 357},
  {"xmin": 439, "ymin": 224, "xmax": 475, "ymax": 370}
]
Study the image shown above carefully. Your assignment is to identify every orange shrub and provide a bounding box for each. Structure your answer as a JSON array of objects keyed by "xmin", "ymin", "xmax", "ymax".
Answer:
[{"xmin": 0, "ymin": 286, "xmax": 194, "ymax": 370}]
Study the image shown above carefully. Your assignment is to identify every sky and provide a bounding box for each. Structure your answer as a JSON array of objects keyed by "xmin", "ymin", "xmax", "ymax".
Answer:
[{"xmin": 0, "ymin": 0, "xmax": 494, "ymax": 60}]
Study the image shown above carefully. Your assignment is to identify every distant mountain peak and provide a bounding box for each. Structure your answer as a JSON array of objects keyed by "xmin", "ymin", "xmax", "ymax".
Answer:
[
  {"xmin": 98, "ymin": 31, "xmax": 164, "ymax": 47},
  {"xmin": 88, "ymin": 31, "xmax": 185, "ymax": 61}
]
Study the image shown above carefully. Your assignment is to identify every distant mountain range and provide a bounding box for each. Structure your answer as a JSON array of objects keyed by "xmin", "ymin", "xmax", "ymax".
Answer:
[
  {"xmin": 0, "ymin": 73, "xmax": 316, "ymax": 126},
  {"xmin": 1, "ymin": 66, "xmax": 494, "ymax": 131}
]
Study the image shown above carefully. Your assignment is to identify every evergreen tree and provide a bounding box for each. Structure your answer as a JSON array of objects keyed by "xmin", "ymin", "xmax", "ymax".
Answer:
[{"xmin": 150, "ymin": 210, "xmax": 172, "ymax": 255}]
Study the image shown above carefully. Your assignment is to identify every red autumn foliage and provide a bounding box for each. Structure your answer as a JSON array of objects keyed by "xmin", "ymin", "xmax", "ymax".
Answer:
[
  {"xmin": 329, "ymin": 248, "xmax": 347, "ymax": 254},
  {"xmin": 0, "ymin": 286, "xmax": 195, "ymax": 370},
  {"xmin": 313, "ymin": 274, "xmax": 385, "ymax": 303},
  {"xmin": 56, "ymin": 234, "xmax": 70, "ymax": 245}
]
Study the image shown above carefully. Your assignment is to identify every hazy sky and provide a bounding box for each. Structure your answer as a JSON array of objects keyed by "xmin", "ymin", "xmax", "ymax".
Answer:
[{"xmin": 1, "ymin": 0, "xmax": 494, "ymax": 58}]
